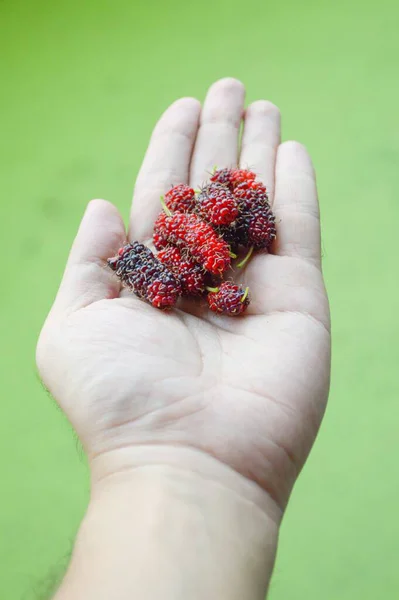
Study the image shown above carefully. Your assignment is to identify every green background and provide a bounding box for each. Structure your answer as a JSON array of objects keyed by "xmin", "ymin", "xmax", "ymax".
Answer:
[{"xmin": 1, "ymin": 0, "xmax": 398, "ymax": 598}]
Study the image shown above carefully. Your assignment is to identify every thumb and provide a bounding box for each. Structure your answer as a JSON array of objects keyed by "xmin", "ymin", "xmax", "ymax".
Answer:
[{"xmin": 51, "ymin": 199, "xmax": 126, "ymax": 315}]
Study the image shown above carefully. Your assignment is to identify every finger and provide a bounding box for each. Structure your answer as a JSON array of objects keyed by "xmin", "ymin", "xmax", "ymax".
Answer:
[
  {"xmin": 129, "ymin": 97, "xmax": 201, "ymax": 242},
  {"xmin": 52, "ymin": 199, "xmax": 126, "ymax": 315},
  {"xmin": 240, "ymin": 100, "xmax": 281, "ymax": 201},
  {"xmin": 190, "ymin": 78, "xmax": 245, "ymax": 186},
  {"xmin": 272, "ymin": 141, "xmax": 321, "ymax": 266}
]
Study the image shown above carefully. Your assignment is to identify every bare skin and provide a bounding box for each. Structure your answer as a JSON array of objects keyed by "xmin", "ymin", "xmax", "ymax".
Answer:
[{"xmin": 37, "ymin": 78, "xmax": 331, "ymax": 600}]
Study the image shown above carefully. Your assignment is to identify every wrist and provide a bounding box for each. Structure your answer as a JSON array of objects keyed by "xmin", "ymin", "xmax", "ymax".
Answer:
[
  {"xmin": 90, "ymin": 444, "xmax": 282, "ymax": 524},
  {"xmin": 56, "ymin": 447, "xmax": 281, "ymax": 600}
]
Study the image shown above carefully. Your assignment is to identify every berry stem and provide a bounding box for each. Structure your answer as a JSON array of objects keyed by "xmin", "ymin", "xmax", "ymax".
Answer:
[
  {"xmin": 206, "ymin": 286, "xmax": 220, "ymax": 293},
  {"xmin": 229, "ymin": 251, "xmax": 237, "ymax": 259},
  {"xmin": 160, "ymin": 196, "xmax": 172, "ymax": 216},
  {"xmin": 241, "ymin": 286, "xmax": 249, "ymax": 303},
  {"xmin": 237, "ymin": 246, "xmax": 254, "ymax": 268}
]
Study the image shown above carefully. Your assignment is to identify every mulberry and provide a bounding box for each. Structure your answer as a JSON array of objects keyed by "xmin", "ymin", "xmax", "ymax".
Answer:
[
  {"xmin": 235, "ymin": 185, "xmax": 276, "ymax": 249},
  {"xmin": 164, "ymin": 184, "xmax": 196, "ymax": 213},
  {"xmin": 107, "ymin": 242, "xmax": 181, "ymax": 309},
  {"xmin": 195, "ymin": 183, "xmax": 238, "ymax": 226},
  {"xmin": 207, "ymin": 282, "xmax": 250, "ymax": 316},
  {"xmin": 153, "ymin": 212, "xmax": 231, "ymax": 275},
  {"xmin": 211, "ymin": 168, "xmax": 256, "ymax": 191},
  {"xmin": 157, "ymin": 246, "xmax": 206, "ymax": 295}
]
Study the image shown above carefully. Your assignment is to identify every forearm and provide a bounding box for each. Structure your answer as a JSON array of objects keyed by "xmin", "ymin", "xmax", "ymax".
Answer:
[{"xmin": 54, "ymin": 451, "xmax": 281, "ymax": 600}]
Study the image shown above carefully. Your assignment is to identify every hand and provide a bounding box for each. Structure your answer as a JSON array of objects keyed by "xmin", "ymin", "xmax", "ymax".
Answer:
[{"xmin": 37, "ymin": 78, "xmax": 330, "ymax": 518}]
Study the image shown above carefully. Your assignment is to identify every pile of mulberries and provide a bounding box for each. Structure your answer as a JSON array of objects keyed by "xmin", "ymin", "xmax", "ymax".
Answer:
[{"xmin": 107, "ymin": 169, "xmax": 276, "ymax": 316}]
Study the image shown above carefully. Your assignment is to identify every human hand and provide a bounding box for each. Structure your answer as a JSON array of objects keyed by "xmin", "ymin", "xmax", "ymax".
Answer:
[{"xmin": 37, "ymin": 78, "xmax": 330, "ymax": 519}]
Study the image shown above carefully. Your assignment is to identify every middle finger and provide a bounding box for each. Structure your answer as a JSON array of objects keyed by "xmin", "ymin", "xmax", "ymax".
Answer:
[{"xmin": 190, "ymin": 78, "xmax": 246, "ymax": 187}]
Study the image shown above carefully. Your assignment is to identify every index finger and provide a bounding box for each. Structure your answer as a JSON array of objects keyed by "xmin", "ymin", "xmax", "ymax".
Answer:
[{"xmin": 129, "ymin": 97, "xmax": 201, "ymax": 242}]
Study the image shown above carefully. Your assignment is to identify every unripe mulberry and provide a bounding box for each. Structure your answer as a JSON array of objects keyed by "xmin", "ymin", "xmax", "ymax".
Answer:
[
  {"xmin": 164, "ymin": 184, "xmax": 196, "ymax": 213},
  {"xmin": 107, "ymin": 242, "xmax": 181, "ymax": 309},
  {"xmin": 196, "ymin": 183, "xmax": 238, "ymax": 226},
  {"xmin": 153, "ymin": 212, "xmax": 231, "ymax": 275},
  {"xmin": 207, "ymin": 282, "xmax": 250, "ymax": 316},
  {"xmin": 157, "ymin": 246, "xmax": 206, "ymax": 295}
]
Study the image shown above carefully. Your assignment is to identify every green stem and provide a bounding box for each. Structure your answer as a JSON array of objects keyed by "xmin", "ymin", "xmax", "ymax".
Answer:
[
  {"xmin": 160, "ymin": 196, "xmax": 172, "ymax": 216},
  {"xmin": 241, "ymin": 286, "xmax": 249, "ymax": 303},
  {"xmin": 206, "ymin": 286, "xmax": 219, "ymax": 293},
  {"xmin": 237, "ymin": 246, "xmax": 254, "ymax": 268}
]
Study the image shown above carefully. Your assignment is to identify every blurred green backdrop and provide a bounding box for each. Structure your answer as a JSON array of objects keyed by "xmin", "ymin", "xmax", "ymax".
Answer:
[{"xmin": 1, "ymin": 0, "xmax": 398, "ymax": 598}]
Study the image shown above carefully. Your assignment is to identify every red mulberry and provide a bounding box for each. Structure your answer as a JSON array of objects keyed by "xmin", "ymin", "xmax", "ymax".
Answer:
[
  {"xmin": 164, "ymin": 184, "xmax": 196, "ymax": 213},
  {"xmin": 157, "ymin": 246, "xmax": 206, "ymax": 295},
  {"xmin": 207, "ymin": 282, "xmax": 250, "ymax": 316},
  {"xmin": 107, "ymin": 242, "xmax": 181, "ymax": 309},
  {"xmin": 195, "ymin": 183, "xmax": 239, "ymax": 226},
  {"xmin": 234, "ymin": 179, "xmax": 267, "ymax": 197},
  {"xmin": 153, "ymin": 212, "xmax": 231, "ymax": 276},
  {"xmin": 211, "ymin": 168, "xmax": 256, "ymax": 191}
]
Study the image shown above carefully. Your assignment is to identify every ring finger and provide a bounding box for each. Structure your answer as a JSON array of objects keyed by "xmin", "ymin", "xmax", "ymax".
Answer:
[{"xmin": 239, "ymin": 100, "xmax": 281, "ymax": 203}]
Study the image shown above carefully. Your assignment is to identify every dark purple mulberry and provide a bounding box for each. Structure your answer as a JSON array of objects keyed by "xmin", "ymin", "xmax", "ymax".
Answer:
[
  {"xmin": 234, "ymin": 184, "xmax": 276, "ymax": 249},
  {"xmin": 107, "ymin": 242, "xmax": 181, "ymax": 309}
]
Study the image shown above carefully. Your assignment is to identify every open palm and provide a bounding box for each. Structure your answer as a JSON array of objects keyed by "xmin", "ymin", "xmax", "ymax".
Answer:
[{"xmin": 37, "ymin": 79, "xmax": 330, "ymax": 514}]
